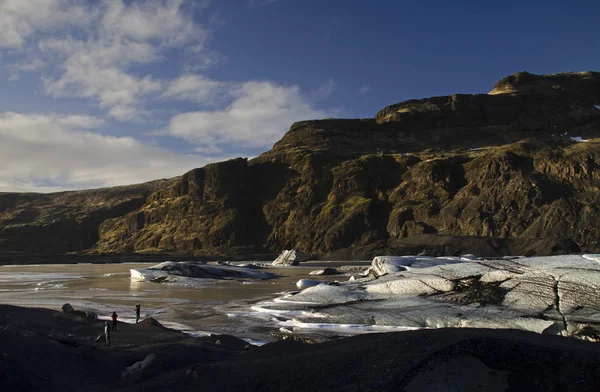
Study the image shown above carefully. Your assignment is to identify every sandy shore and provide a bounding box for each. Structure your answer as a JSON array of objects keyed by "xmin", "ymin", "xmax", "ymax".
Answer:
[{"xmin": 2, "ymin": 304, "xmax": 600, "ymax": 391}]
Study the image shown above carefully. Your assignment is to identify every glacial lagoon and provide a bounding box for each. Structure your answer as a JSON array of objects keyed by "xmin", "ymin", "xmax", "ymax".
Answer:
[
  {"xmin": 2, "ymin": 254, "xmax": 600, "ymax": 344},
  {"xmin": 0, "ymin": 260, "xmax": 362, "ymax": 344}
]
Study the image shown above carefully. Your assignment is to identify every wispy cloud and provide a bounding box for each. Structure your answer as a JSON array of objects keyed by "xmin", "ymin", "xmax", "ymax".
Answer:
[
  {"xmin": 161, "ymin": 74, "xmax": 233, "ymax": 106},
  {"xmin": 166, "ymin": 80, "xmax": 333, "ymax": 150},
  {"xmin": 0, "ymin": 111, "xmax": 229, "ymax": 192},
  {"xmin": 0, "ymin": 0, "xmax": 337, "ymax": 192},
  {"xmin": 30, "ymin": 0, "xmax": 210, "ymax": 121},
  {"xmin": 358, "ymin": 85, "xmax": 372, "ymax": 94},
  {"xmin": 7, "ymin": 58, "xmax": 47, "ymax": 81},
  {"xmin": 0, "ymin": 0, "xmax": 93, "ymax": 48},
  {"xmin": 313, "ymin": 77, "xmax": 336, "ymax": 100}
]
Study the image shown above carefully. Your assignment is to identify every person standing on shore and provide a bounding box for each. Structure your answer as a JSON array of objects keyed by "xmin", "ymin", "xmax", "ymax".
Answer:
[
  {"xmin": 135, "ymin": 304, "xmax": 141, "ymax": 323},
  {"xmin": 104, "ymin": 321, "xmax": 110, "ymax": 346},
  {"xmin": 111, "ymin": 311, "xmax": 118, "ymax": 331}
]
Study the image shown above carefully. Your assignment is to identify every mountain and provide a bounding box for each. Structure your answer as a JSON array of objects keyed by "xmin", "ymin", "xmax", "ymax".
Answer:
[
  {"xmin": 2, "ymin": 71, "xmax": 600, "ymax": 259},
  {"xmin": 0, "ymin": 180, "xmax": 174, "ymax": 256}
]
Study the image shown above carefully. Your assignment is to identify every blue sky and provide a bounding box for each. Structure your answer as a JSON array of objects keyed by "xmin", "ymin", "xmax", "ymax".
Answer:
[{"xmin": 0, "ymin": 0, "xmax": 598, "ymax": 192}]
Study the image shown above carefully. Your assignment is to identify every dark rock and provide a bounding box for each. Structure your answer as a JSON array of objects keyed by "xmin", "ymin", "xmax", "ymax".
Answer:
[
  {"xmin": 62, "ymin": 303, "xmax": 74, "ymax": 313},
  {"xmin": 308, "ymin": 267, "xmax": 339, "ymax": 276},
  {"xmin": 85, "ymin": 312, "xmax": 97, "ymax": 321}
]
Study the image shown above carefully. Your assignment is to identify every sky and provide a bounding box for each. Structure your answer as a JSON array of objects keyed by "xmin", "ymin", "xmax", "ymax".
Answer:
[{"xmin": 0, "ymin": 0, "xmax": 599, "ymax": 193}]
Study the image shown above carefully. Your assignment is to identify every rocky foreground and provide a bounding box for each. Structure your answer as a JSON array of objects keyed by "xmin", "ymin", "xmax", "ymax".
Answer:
[
  {"xmin": 2, "ymin": 71, "xmax": 600, "ymax": 261},
  {"xmin": 2, "ymin": 304, "xmax": 600, "ymax": 391}
]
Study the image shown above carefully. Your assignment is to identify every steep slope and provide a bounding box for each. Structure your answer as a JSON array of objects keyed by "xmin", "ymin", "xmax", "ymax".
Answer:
[
  {"xmin": 94, "ymin": 71, "xmax": 600, "ymax": 258},
  {"xmin": 0, "ymin": 179, "xmax": 174, "ymax": 254},
  {"xmin": 1, "ymin": 71, "xmax": 599, "ymax": 258}
]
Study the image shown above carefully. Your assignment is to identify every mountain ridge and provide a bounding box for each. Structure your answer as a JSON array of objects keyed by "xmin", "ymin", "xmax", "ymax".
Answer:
[{"xmin": 2, "ymin": 71, "xmax": 600, "ymax": 260}]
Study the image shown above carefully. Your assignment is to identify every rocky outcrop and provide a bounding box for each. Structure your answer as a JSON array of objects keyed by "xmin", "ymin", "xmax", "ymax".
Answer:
[
  {"xmin": 2, "ymin": 71, "xmax": 600, "ymax": 260},
  {"xmin": 0, "ymin": 180, "xmax": 173, "ymax": 255}
]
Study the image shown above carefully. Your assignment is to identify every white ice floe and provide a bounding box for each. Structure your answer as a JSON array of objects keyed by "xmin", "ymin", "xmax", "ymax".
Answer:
[
  {"xmin": 367, "ymin": 255, "xmax": 466, "ymax": 277},
  {"xmin": 251, "ymin": 254, "xmax": 600, "ymax": 340},
  {"xmin": 278, "ymin": 319, "xmax": 423, "ymax": 335},
  {"xmin": 583, "ymin": 254, "xmax": 600, "ymax": 263},
  {"xmin": 130, "ymin": 261, "xmax": 277, "ymax": 284},
  {"xmin": 282, "ymin": 283, "xmax": 370, "ymax": 305},
  {"xmin": 366, "ymin": 273, "xmax": 454, "ymax": 296},
  {"xmin": 296, "ymin": 279, "xmax": 326, "ymax": 289}
]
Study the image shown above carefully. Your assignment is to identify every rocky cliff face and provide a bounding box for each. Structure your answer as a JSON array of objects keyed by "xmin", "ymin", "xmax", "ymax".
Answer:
[
  {"xmin": 2, "ymin": 71, "xmax": 600, "ymax": 258},
  {"xmin": 0, "ymin": 180, "xmax": 173, "ymax": 254}
]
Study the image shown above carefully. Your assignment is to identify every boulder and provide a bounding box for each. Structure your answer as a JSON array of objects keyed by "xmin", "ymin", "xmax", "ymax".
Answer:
[
  {"xmin": 62, "ymin": 303, "xmax": 75, "ymax": 313},
  {"xmin": 122, "ymin": 353, "xmax": 156, "ymax": 377},
  {"xmin": 308, "ymin": 267, "xmax": 339, "ymax": 276}
]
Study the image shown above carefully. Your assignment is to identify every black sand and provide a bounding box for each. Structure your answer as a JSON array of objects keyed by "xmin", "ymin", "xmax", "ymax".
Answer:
[{"xmin": 2, "ymin": 304, "xmax": 600, "ymax": 391}]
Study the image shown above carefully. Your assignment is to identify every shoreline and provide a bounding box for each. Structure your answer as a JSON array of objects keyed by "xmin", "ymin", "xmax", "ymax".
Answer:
[
  {"xmin": 3, "ymin": 304, "xmax": 600, "ymax": 390},
  {"xmin": 0, "ymin": 252, "xmax": 281, "ymax": 266}
]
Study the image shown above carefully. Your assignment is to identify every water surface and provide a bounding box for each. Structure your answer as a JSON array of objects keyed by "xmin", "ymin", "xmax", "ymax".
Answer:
[{"xmin": 0, "ymin": 261, "xmax": 367, "ymax": 343}]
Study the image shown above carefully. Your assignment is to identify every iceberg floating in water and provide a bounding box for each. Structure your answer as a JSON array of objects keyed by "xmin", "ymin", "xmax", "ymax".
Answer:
[
  {"xmin": 272, "ymin": 250, "xmax": 311, "ymax": 266},
  {"xmin": 130, "ymin": 261, "xmax": 277, "ymax": 284}
]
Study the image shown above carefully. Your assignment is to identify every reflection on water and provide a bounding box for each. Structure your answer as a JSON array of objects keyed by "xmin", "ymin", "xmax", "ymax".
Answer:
[{"xmin": 0, "ymin": 261, "xmax": 367, "ymax": 342}]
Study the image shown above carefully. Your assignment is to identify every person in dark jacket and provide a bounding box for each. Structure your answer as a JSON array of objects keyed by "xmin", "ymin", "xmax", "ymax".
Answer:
[
  {"xmin": 135, "ymin": 304, "xmax": 141, "ymax": 323},
  {"xmin": 111, "ymin": 311, "xmax": 118, "ymax": 331}
]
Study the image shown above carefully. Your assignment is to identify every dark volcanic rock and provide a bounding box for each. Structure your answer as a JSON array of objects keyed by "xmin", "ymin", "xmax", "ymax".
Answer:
[
  {"xmin": 4, "ymin": 305, "xmax": 600, "ymax": 391},
  {"xmin": 2, "ymin": 71, "xmax": 600, "ymax": 261}
]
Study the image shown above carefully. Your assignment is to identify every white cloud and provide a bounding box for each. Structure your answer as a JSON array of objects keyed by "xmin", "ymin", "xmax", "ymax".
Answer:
[
  {"xmin": 167, "ymin": 80, "xmax": 332, "ymax": 149},
  {"xmin": 194, "ymin": 145, "xmax": 224, "ymax": 155},
  {"xmin": 100, "ymin": 0, "xmax": 207, "ymax": 45},
  {"xmin": 0, "ymin": 0, "xmax": 93, "ymax": 48},
  {"xmin": 313, "ymin": 77, "xmax": 336, "ymax": 100},
  {"xmin": 7, "ymin": 58, "xmax": 47, "ymax": 81},
  {"xmin": 37, "ymin": 0, "xmax": 209, "ymax": 121},
  {"xmin": 0, "ymin": 112, "xmax": 230, "ymax": 192},
  {"xmin": 358, "ymin": 85, "xmax": 372, "ymax": 94},
  {"xmin": 0, "ymin": 1, "xmax": 338, "ymax": 192},
  {"xmin": 44, "ymin": 62, "xmax": 162, "ymax": 121},
  {"xmin": 183, "ymin": 48, "xmax": 226, "ymax": 72},
  {"xmin": 161, "ymin": 74, "xmax": 233, "ymax": 105}
]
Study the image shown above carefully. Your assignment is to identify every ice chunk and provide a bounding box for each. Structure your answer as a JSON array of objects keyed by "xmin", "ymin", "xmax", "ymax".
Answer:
[
  {"xmin": 272, "ymin": 250, "xmax": 311, "ymax": 266},
  {"xmin": 296, "ymin": 279, "xmax": 326, "ymax": 289},
  {"xmin": 570, "ymin": 136, "xmax": 589, "ymax": 142},
  {"xmin": 367, "ymin": 255, "xmax": 464, "ymax": 277},
  {"xmin": 130, "ymin": 261, "xmax": 277, "ymax": 284},
  {"xmin": 366, "ymin": 274, "xmax": 454, "ymax": 297},
  {"xmin": 583, "ymin": 254, "xmax": 600, "ymax": 263}
]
